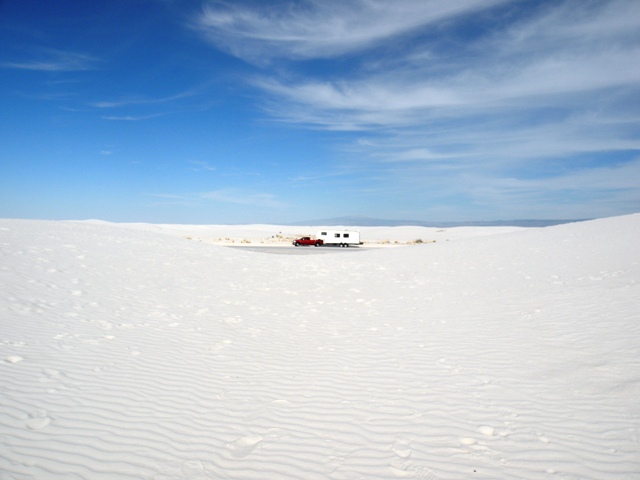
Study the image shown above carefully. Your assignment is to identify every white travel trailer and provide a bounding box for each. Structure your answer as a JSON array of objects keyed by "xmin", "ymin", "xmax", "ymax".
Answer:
[{"xmin": 317, "ymin": 230, "xmax": 361, "ymax": 247}]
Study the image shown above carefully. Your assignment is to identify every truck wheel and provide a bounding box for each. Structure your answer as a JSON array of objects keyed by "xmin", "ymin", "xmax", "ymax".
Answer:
[
  {"xmin": 315, "ymin": 242, "xmax": 320, "ymax": 247},
  {"xmin": 294, "ymin": 242, "xmax": 300, "ymax": 246}
]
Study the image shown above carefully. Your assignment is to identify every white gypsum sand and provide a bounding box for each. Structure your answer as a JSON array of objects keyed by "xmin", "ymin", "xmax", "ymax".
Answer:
[
  {"xmin": 1, "ymin": 214, "xmax": 639, "ymax": 479},
  {"xmin": 103, "ymin": 222, "xmax": 524, "ymax": 247}
]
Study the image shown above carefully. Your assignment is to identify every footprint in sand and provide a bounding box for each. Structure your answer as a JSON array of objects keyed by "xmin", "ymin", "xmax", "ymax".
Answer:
[
  {"xmin": 478, "ymin": 426, "xmax": 495, "ymax": 436},
  {"xmin": 392, "ymin": 446, "xmax": 412, "ymax": 459},
  {"xmin": 228, "ymin": 434, "xmax": 262, "ymax": 457},
  {"xmin": 94, "ymin": 320, "xmax": 113, "ymax": 330},
  {"xmin": 26, "ymin": 416, "xmax": 51, "ymax": 430},
  {"xmin": 181, "ymin": 460, "xmax": 204, "ymax": 476},
  {"xmin": 391, "ymin": 437, "xmax": 413, "ymax": 459},
  {"xmin": 210, "ymin": 339, "xmax": 232, "ymax": 352},
  {"xmin": 223, "ymin": 316, "xmax": 242, "ymax": 324},
  {"xmin": 4, "ymin": 355, "xmax": 24, "ymax": 364},
  {"xmin": 42, "ymin": 368, "xmax": 60, "ymax": 379}
]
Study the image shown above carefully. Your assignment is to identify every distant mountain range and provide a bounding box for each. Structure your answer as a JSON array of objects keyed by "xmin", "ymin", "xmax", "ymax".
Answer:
[{"xmin": 289, "ymin": 216, "xmax": 589, "ymax": 228}]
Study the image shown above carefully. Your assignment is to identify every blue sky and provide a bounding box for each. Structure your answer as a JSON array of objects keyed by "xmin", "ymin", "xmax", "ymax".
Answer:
[{"xmin": 1, "ymin": 0, "xmax": 639, "ymax": 224}]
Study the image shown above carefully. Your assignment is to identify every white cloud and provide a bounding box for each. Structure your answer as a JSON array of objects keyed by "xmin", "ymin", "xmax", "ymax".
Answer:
[
  {"xmin": 101, "ymin": 114, "xmax": 164, "ymax": 121},
  {"xmin": 250, "ymin": 3, "xmax": 640, "ymax": 130},
  {"xmin": 241, "ymin": 0, "xmax": 640, "ymax": 174},
  {"xmin": 202, "ymin": 189, "xmax": 287, "ymax": 208},
  {"xmin": 464, "ymin": 157, "xmax": 640, "ymax": 218},
  {"xmin": 502, "ymin": 0, "xmax": 640, "ymax": 50},
  {"xmin": 1, "ymin": 48, "xmax": 99, "ymax": 71},
  {"xmin": 147, "ymin": 193, "xmax": 189, "ymax": 200},
  {"xmin": 522, "ymin": 157, "xmax": 640, "ymax": 192},
  {"xmin": 189, "ymin": 160, "xmax": 217, "ymax": 172},
  {"xmin": 195, "ymin": 0, "xmax": 508, "ymax": 62},
  {"xmin": 91, "ymin": 90, "xmax": 198, "ymax": 109},
  {"xmin": 193, "ymin": 0, "xmax": 640, "ymax": 218}
]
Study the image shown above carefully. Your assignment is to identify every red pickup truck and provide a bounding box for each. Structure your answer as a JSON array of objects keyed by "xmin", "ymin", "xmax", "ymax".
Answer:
[{"xmin": 292, "ymin": 237, "xmax": 323, "ymax": 247}]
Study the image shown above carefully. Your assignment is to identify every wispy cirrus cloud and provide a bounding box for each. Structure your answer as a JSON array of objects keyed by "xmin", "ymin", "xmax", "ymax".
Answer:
[
  {"xmin": 249, "ymin": 1, "xmax": 640, "ymax": 131},
  {"xmin": 222, "ymin": 0, "xmax": 640, "ymax": 191},
  {"xmin": 1, "ymin": 48, "xmax": 99, "ymax": 71},
  {"xmin": 189, "ymin": 160, "xmax": 217, "ymax": 172},
  {"xmin": 92, "ymin": 88, "xmax": 206, "ymax": 122},
  {"xmin": 202, "ymin": 188, "xmax": 287, "ymax": 208},
  {"xmin": 189, "ymin": 0, "xmax": 640, "ymax": 219},
  {"xmin": 101, "ymin": 114, "xmax": 165, "ymax": 121},
  {"xmin": 194, "ymin": 0, "xmax": 508, "ymax": 62},
  {"xmin": 91, "ymin": 89, "xmax": 199, "ymax": 109},
  {"xmin": 147, "ymin": 193, "xmax": 189, "ymax": 200},
  {"xmin": 459, "ymin": 157, "xmax": 640, "ymax": 219}
]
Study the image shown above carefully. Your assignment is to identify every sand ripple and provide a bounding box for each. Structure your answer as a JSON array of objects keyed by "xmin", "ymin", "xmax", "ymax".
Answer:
[{"xmin": 1, "ymin": 217, "xmax": 639, "ymax": 478}]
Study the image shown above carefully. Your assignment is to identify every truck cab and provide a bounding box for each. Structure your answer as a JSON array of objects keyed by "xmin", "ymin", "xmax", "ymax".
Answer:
[{"xmin": 292, "ymin": 237, "xmax": 323, "ymax": 247}]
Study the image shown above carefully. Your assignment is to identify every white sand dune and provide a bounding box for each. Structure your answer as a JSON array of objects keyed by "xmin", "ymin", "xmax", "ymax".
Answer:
[{"xmin": 1, "ymin": 215, "xmax": 639, "ymax": 479}]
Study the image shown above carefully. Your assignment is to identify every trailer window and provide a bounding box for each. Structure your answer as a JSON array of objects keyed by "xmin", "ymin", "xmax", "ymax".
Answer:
[
  {"xmin": 343, "ymin": 233, "xmax": 350, "ymax": 238},
  {"xmin": 320, "ymin": 232, "xmax": 327, "ymax": 236},
  {"xmin": 334, "ymin": 233, "xmax": 341, "ymax": 238}
]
